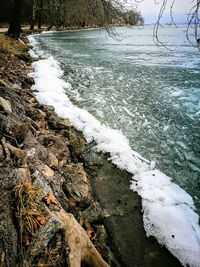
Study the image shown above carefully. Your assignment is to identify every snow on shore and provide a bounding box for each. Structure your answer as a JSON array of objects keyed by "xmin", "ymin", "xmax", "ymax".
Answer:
[{"xmin": 28, "ymin": 34, "xmax": 200, "ymax": 267}]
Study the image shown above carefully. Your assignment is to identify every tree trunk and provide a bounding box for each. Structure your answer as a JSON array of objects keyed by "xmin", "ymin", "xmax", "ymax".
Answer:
[
  {"xmin": 7, "ymin": 0, "xmax": 23, "ymax": 38},
  {"xmin": 30, "ymin": 20, "xmax": 35, "ymax": 30},
  {"xmin": 30, "ymin": 0, "xmax": 36, "ymax": 30},
  {"xmin": 37, "ymin": 0, "xmax": 43, "ymax": 29}
]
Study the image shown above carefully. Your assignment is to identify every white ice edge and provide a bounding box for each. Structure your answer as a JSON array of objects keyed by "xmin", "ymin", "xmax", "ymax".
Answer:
[{"xmin": 28, "ymin": 34, "xmax": 200, "ymax": 267}]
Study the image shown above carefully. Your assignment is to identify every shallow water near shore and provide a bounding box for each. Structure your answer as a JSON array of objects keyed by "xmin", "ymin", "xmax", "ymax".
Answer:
[
  {"xmin": 32, "ymin": 25, "xmax": 200, "ymax": 212},
  {"xmin": 85, "ymin": 153, "xmax": 181, "ymax": 266}
]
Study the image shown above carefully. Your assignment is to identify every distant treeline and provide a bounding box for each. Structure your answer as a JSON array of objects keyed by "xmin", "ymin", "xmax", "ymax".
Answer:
[{"xmin": 0, "ymin": 0, "xmax": 144, "ymax": 36}]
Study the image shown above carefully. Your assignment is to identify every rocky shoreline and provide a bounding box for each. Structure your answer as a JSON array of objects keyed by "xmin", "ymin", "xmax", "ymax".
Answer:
[{"xmin": 0, "ymin": 34, "xmax": 181, "ymax": 267}]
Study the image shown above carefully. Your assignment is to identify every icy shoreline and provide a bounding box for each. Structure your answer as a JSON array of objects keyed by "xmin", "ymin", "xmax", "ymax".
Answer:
[{"xmin": 28, "ymin": 34, "xmax": 200, "ymax": 267}]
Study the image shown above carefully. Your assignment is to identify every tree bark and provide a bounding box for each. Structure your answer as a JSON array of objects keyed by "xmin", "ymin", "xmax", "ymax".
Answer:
[
  {"xmin": 30, "ymin": 0, "xmax": 36, "ymax": 30},
  {"xmin": 7, "ymin": 0, "xmax": 23, "ymax": 38},
  {"xmin": 37, "ymin": 0, "xmax": 43, "ymax": 29}
]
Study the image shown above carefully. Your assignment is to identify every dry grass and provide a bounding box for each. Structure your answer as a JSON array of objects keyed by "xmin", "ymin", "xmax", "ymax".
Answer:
[
  {"xmin": 14, "ymin": 181, "xmax": 68, "ymax": 266},
  {"xmin": 0, "ymin": 34, "xmax": 27, "ymax": 54},
  {"xmin": 14, "ymin": 181, "xmax": 46, "ymax": 242}
]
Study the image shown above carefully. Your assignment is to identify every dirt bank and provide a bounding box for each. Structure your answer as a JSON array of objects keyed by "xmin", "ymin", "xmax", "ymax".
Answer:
[{"xmin": 0, "ymin": 35, "xmax": 114, "ymax": 267}]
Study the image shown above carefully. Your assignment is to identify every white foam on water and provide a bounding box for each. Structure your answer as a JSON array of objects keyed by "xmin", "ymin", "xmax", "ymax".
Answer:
[{"xmin": 28, "ymin": 34, "xmax": 200, "ymax": 267}]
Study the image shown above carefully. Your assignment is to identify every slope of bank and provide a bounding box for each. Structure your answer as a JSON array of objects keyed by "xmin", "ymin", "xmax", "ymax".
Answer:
[{"xmin": 0, "ymin": 34, "xmax": 113, "ymax": 267}]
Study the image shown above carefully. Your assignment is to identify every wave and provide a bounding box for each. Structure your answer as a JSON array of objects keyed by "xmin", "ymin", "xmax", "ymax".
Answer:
[{"xmin": 28, "ymin": 34, "xmax": 200, "ymax": 267}]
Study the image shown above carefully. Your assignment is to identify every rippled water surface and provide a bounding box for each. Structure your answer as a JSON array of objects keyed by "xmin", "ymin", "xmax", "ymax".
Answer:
[{"xmin": 33, "ymin": 25, "xmax": 200, "ymax": 211}]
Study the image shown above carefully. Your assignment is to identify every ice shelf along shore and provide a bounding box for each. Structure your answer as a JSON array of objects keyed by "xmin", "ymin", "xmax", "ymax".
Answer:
[{"xmin": 28, "ymin": 35, "xmax": 200, "ymax": 267}]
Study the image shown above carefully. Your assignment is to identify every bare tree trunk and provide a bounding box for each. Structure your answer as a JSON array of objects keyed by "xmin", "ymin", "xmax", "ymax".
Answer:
[
  {"xmin": 37, "ymin": 0, "xmax": 43, "ymax": 29},
  {"xmin": 7, "ymin": 0, "xmax": 23, "ymax": 38},
  {"xmin": 30, "ymin": 0, "xmax": 36, "ymax": 30}
]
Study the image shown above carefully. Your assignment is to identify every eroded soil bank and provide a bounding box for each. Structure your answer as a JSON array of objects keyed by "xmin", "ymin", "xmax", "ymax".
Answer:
[{"xmin": 0, "ymin": 34, "xmax": 181, "ymax": 267}]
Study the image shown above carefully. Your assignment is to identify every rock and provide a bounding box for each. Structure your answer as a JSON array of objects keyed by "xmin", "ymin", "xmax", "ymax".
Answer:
[
  {"xmin": 22, "ymin": 77, "xmax": 35, "ymax": 87},
  {"xmin": 12, "ymin": 83, "xmax": 21, "ymax": 90},
  {"xmin": 93, "ymin": 225, "xmax": 120, "ymax": 267},
  {"xmin": 48, "ymin": 114, "xmax": 70, "ymax": 130},
  {"xmin": 0, "ymin": 96, "xmax": 12, "ymax": 113},
  {"xmin": 81, "ymin": 202, "xmax": 109, "ymax": 224},
  {"xmin": 42, "ymin": 105, "xmax": 55, "ymax": 112},
  {"xmin": 0, "ymin": 144, "xmax": 4, "ymax": 161},
  {"xmin": 64, "ymin": 128, "xmax": 86, "ymax": 156},
  {"xmin": 0, "ymin": 86, "xmax": 25, "ymax": 115},
  {"xmin": 0, "ymin": 168, "xmax": 18, "ymax": 267},
  {"xmin": 36, "ymin": 162, "xmax": 55, "ymax": 181},
  {"xmin": 38, "ymin": 109, "xmax": 46, "ymax": 118},
  {"xmin": 0, "ymin": 79, "xmax": 8, "ymax": 87},
  {"xmin": 39, "ymin": 134, "xmax": 71, "ymax": 165},
  {"xmin": 17, "ymin": 122, "xmax": 31, "ymax": 143},
  {"xmin": 35, "ymin": 232, "xmax": 68, "ymax": 267},
  {"xmin": 16, "ymin": 53, "xmax": 32, "ymax": 63},
  {"xmin": 25, "ymin": 215, "xmax": 62, "ymax": 265},
  {"xmin": 0, "ymin": 114, "xmax": 30, "ymax": 143},
  {"xmin": 47, "ymin": 151, "xmax": 59, "ymax": 168},
  {"xmin": 26, "ymin": 107, "xmax": 45, "ymax": 122},
  {"xmin": 63, "ymin": 163, "xmax": 92, "ymax": 207},
  {"xmin": 26, "ymin": 147, "xmax": 36, "ymax": 157},
  {"xmin": 32, "ymin": 170, "xmax": 53, "ymax": 196},
  {"xmin": 24, "ymin": 132, "xmax": 59, "ymax": 168},
  {"xmin": 82, "ymin": 143, "xmax": 104, "ymax": 166},
  {"xmin": 15, "ymin": 167, "xmax": 31, "ymax": 180}
]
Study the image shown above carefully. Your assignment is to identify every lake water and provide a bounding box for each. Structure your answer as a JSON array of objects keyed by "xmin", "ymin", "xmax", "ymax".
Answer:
[{"xmin": 33, "ymin": 25, "xmax": 200, "ymax": 212}]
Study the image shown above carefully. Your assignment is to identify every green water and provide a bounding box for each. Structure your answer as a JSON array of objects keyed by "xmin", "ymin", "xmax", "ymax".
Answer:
[{"xmin": 34, "ymin": 25, "xmax": 200, "ymax": 212}]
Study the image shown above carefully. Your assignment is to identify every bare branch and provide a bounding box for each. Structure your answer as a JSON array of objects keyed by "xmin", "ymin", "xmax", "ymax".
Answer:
[
  {"xmin": 169, "ymin": 0, "xmax": 177, "ymax": 26},
  {"xmin": 186, "ymin": 0, "xmax": 200, "ymax": 47}
]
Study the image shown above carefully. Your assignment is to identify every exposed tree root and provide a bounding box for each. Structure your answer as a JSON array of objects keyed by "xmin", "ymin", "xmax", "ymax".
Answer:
[
  {"xmin": 53, "ymin": 209, "xmax": 110, "ymax": 267},
  {"xmin": 1, "ymin": 137, "xmax": 11, "ymax": 161},
  {"xmin": 1, "ymin": 138, "xmax": 27, "ymax": 166},
  {"xmin": 14, "ymin": 180, "xmax": 110, "ymax": 267}
]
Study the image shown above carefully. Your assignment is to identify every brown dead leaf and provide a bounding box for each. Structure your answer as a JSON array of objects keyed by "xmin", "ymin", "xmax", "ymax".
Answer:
[
  {"xmin": 37, "ymin": 257, "xmax": 46, "ymax": 267},
  {"xmin": 86, "ymin": 229, "xmax": 93, "ymax": 239},
  {"xmin": 43, "ymin": 193, "xmax": 57, "ymax": 205},
  {"xmin": 79, "ymin": 216, "xmax": 85, "ymax": 227},
  {"xmin": 37, "ymin": 215, "xmax": 46, "ymax": 225},
  {"xmin": 91, "ymin": 232, "xmax": 97, "ymax": 241},
  {"xmin": 22, "ymin": 235, "xmax": 30, "ymax": 246},
  {"xmin": 68, "ymin": 196, "xmax": 76, "ymax": 205}
]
